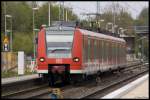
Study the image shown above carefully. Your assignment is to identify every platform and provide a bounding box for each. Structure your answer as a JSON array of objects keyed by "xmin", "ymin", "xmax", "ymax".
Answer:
[
  {"xmin": 121, "ymin": 78, "xmax": 148, "ymax": 98},
  {"xmin": 1, "ymin": 74, "xmax": 39, "ymax": 85},
  {"xmin": 102, "ymin": 74, "xmax": 149, "ymax": 99}
]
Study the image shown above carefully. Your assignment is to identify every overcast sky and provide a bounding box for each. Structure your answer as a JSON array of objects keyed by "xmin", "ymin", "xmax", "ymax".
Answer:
[{"xmin": 38, "ymin": 1, "xmax": 149, "ymax": 20}]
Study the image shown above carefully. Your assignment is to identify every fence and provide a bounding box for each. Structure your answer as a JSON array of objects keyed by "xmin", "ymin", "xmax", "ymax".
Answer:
[{"xmin": 1, "ymin": 52, "xmax": 35, "ymax": 72}]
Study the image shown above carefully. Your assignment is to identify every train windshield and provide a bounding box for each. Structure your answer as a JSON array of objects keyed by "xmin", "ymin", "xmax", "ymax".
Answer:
[{"xmin": 46, "ymin": 30, "xmax": 74, "ymax": 58}]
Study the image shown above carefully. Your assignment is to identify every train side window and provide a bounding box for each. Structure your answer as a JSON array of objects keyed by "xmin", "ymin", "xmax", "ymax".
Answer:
[
  {"xmin": 105, "ymin": 41, "xmax": 107, "ymax": 63},
  {"xmin": 112, "ymin": 43, "xmax": 114, "ymax": 63},
  {"xmin": 82, "ymin": 35, "xmax": 84, "ymax": 62},
  {"xmin": 121, "ymin": 45, "xmax": 123, "ymax": 63},
  {"xmin": 114, "ymin": 43, "xmax": 117, "ymax": 64},
  {"xmin": 106, "ymin": 42, "xmax": 108, "ymax": 62},
  {"xmin": 98, "ymin": 40, "xmax": 100, "ymax": 60},
  {"xmin": 101, "ymin": 40, "xmax": 103, "ymax": 62},
  {"xmin": 94, "ymin": 40, "xmax": 97, "ymax": 60},
  {"xmin": 109, "ymin": 42, "xmax": 111, "ymax": 63},
  {"xmin": 91, "ymin": 39, "xmax": 94, "ymax": 61},
  {"xmin": 117, "ymin": 43, "xmax": 119, "ymax": 64},
  {"xmin": 88, "ymin": 38, "xmax": 91, "ymax": 62},
  {"xmin": 103, "ymin": 41, "xmax": 105, "ymax": 63},
  {"xmin": 99, "ymin": 40, "xmax": 101, "ymax": 62},
  {"xmin": 108, "ymin": 42, "xmax": 109, "ymax": 62},
  {"xmin": 119, "ymin": 44, "xmax": 120, "ymax": 64},
  {"xmin": 106, "ymin": 41, "xmax": 108, "ymax": 62},
  {"xmin": 85, "ymin": 36, "xmax": 88, "ymax": 62}
]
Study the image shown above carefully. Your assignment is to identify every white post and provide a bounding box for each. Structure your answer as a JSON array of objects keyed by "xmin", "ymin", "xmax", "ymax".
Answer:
[
  {"xmin": 10, "ymin": 18, "xmax": 12, "ymax": 52},
  {"xmin": 48, "ymin": 2, "xmax": 51, "ymax": 26},
  {"xmin": 63, "ymin": 1, "xmax": 64, "ymax": 21},
  {"xmin": 66, "ymin": 9, "xmax": 67, "ymax": 21},
  {"xmin": 18, "ymin": 51, "xmax": 24, "ymax": 75}
]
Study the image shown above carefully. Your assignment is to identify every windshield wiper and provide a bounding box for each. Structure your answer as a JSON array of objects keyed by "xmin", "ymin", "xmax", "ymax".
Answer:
[{"xmin": 51, "ymin": 49, "xmax": 69, "ymax": 53}]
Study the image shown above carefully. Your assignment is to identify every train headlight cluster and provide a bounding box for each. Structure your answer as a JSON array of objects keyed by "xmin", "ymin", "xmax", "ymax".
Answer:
[
  {"xmin": 39, "ymin": 57, "xmax": 45, "ymax": 62},
  {"xmin": 73, "ymin": 57, "xmax": 80, "ymax": 62}
]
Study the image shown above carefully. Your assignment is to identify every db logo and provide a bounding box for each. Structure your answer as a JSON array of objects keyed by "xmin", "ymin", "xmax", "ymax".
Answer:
[{"xmin": 56, "ymin": 59, "xmax": 62, "ymax": 63}]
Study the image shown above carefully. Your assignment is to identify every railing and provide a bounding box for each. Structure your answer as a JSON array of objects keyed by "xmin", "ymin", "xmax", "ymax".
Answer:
[{"xmin": 134, "ymin": 26, "xmax": 149, "ymax": 34}]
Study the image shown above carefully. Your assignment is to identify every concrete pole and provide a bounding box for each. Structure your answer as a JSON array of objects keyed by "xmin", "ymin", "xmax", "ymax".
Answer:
[
  {"xmin": 65, "ymin": 9, "xmax": 67, "ymax": 21},
  {"xmin": 113, "ymin": 2, "xmax": 115, "ymax": 33},
  {"xmin": 33, "ymin": 9, "xmax": 35, "ymax": 60},
  {"xmin": 48, "ymin": 2, "xmax": 51, "ymax": 26},
  {"xmin": 4, "ymin": 2, "xmax": 7, "ymax": 36},
  {"xmin": 63, "ymin": 1, "xmax": 64, "ymax": 21},
  {"xmin": 10, "ymin": 18, "xmax": 12, "ymax": 52},
  {"xmin": 59, "ymin": 2, "xmax": 61, "ymax": 21}
]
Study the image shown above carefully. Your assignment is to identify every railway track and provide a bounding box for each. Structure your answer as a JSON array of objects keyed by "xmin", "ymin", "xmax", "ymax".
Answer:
[
  {"xmin": 62, "ymin": 62, "xmax": 148, "ymax": 99},
  {"xmin": 2, "ymin": 62, "xmax": 148, "ymax": 99},
  {"xmin": 82, "ymin": 66, "xmax": 148, "ymax": 98},
  {"xmin": 2, "ymin": 84, "xmax": 49, "ymax": 99}
]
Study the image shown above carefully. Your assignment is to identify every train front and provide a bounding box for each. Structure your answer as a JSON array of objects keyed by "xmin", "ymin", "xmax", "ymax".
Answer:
[{"xmin": 36, "ymin": 25, "xmax": 82, "ymax": 84}]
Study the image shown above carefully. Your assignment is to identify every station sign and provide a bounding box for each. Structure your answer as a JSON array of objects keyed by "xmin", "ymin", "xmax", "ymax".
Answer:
[
  {"xmin": 3, "ymin": 36, "xmax": 9, "ymax": 52},
  {"xmin": 3, "ymin": 36, "xmax": 9, "ymax": 44},
  {"xmin": 3, "ymin": 43, "xmax": 9, "ymax": 51}
]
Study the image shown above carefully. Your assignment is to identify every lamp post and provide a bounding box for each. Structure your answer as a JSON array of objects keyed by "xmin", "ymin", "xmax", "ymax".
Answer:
[
  {"xmin": 63, "ymin": 1, "xmax": 64, "ymax": 21},
  {"xmin": 136, "ymin": 36, "xmax": 147, "ymax": 61},
  {"xmin": 118, "ymin": 27, "xmax": 123, "ymax": 36},
  {"xmin": 106, "ymin": 22, "xmax": 113, "ymax": 32},
  {"xmin": 48, "ymin": 2, "xmax": 51, "ymax": 26},
  {"xmin": 113, "ymin": 24, "xmax": 118, "ymax": 33},
  {"xmin": 5, "ymin": 15, "xmax": 12, "ymax": 51},
  {"xmin": 121, "ymin": 29, "xmax": 127, "ymax": 37},
  {"xmin": 98, "ymin": 19, "xmax": 104, "ymax": 28},
  {"xmin": 32, "ymin": 7, "xmax": 39, "ymax": 60}
]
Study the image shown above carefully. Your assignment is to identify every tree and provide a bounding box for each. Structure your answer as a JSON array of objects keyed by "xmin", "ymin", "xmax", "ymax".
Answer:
[
  {"xmin": 100, "ymin": 3, "xmax": 134, "ymax": 35},
  {"xmin": 1, "ymin": 1, "xmax": 78, "ymax": 55},
  {"xmin": 36, "ymin": 2, "xmax": 78, "ymax": 28},
  {"xmin": 134, "ymin": 7, "xmax": 149, "ymax": 26}
]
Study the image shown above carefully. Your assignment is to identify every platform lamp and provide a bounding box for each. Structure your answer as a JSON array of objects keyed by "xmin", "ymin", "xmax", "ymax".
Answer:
[
  {"xmin": 32, "ymin": 7, "xmax": 39, "ymax": 62},
  {"xmin": 5, "ymin": 14, "xmax": 12, "ymax": 52},
  {"xmin": 106, "ymin": 22, "xmax": 113, "ymax": 31}
]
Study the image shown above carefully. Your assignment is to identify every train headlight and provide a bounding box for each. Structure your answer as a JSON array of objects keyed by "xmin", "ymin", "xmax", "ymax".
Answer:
[
  {"xmin": 73, "ymin": 57, "xmax": 80, "ymax": 62},
  {"xmin": 39, "ymin": 57, "xmax": 45, "ymax": 62}
]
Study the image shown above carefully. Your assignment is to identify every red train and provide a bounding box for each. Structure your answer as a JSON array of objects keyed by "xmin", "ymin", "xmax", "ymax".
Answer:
[{"xmin": 36, "ymin": 23, "xmax": 126, "ymax": 85}]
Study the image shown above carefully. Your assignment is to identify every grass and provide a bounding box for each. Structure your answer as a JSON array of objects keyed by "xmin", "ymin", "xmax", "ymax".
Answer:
[{"xmin": 1, "ymin": 68, "xmax": 37, "ymax": 78}]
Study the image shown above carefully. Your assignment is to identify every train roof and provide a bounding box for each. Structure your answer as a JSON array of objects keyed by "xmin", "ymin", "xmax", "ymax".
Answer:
[
  {"xmin": 46, "ymin": 26, "xmax": 75, "ymax": 31},
  {"xmin": 45, "ymin": 25, "xmax": 125, "ymax": 43},
  {"xmin": 78, "ymin": 28, "xmax": 126, "ymax": 43}
]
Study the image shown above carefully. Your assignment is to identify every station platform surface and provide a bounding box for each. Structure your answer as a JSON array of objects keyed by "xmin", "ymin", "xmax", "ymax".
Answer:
[
  {"xmin": 121, "ymin": 78, "xmax": 148, "ymax": 98},
  {"xmin": 2, "ymin": 74, "xmax": 39, "ymax": 85},
  {"xmin": 102, "ymin": 74, "xmax": 149, "ymax": 99}
]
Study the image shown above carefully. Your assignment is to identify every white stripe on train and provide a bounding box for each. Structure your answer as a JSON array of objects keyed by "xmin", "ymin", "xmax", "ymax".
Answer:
[{"xmin": 37, "ymin": 70, "xmax": 83, "ymax": 74}]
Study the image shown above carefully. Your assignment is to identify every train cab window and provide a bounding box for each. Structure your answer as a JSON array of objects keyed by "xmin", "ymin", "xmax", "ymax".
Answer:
[{"xmin": 46, "ymin": 30, "xmax": 74, "ymax": 58}]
